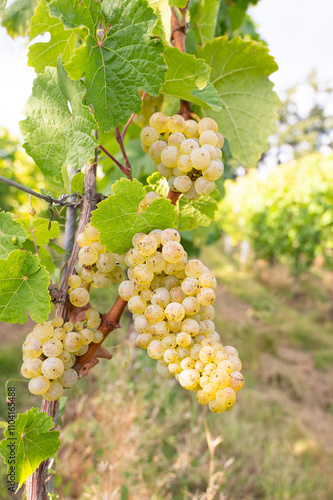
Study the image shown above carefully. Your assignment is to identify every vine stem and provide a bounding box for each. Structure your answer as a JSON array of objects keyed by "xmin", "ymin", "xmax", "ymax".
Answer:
[
  {"xmin": 0, "ymin": 175, "xmax": 79, "ymax": 207},
  {"xmin": 26, "ymin": 140, "xmax": 100, "ymax": 500},
  {"xmin": 98, "ymin": 144, "xmax": 129, "ymax": 177}
]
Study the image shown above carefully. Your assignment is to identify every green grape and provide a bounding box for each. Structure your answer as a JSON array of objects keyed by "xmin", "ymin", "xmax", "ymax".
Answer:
[
  {"xmin": 224, "ymin": 346, "xmax": 239, "ymax": 357},
  {"xmin": 80, "ymin": 328, "xmax": 94, "ymax": 345},
  {"xmin": 185, "ymin": 259, "xmax": 206, "ymax": 279},
  {"xmin": 181, "ymin": 318, "xmax": 199, "ymax": 336},
  {"xmin": 150, "ymin": 321, "xmax": 170, "ymax": 338},
  {"xmin": 52, "ymin": 316, "xmax": 64, "ymax": 328},
  {"xmin": 183, "ymin": 119, "xmax": 198, "ymax": 138},
  {"xmin": 181, "ymin": 277, "xmax": 200, "ymax": 296},
  {"xmin": 96, "ymin": 253, "xmax": 116, "ymax": 273},
  {"xmin": 59, "ymin": 369, "xmax": 78, "ymax": 388},
  {"xmin": 136, "ymin": 235, "xmax": 158, "ymax": 257},
  {"xmin": 157, "ymin": 363, "xmax": 174, "ymax": 378},
  {"xmin": 179, "ymin": 369, "xmax": 200, "ymax": 389},
  {"xmin": 161, "ymin": 145, "xmax": 180, "ymax": 167},
  {"xmin": 74, "ymin": 322, "xmax": 84, "ymax": 332},
  {"xmin": 158, "ymin": 162, "xmax": 174, "ymax": 178},
  {"xmin": 149, "ymin": 112, "xmax": 168, "ymax": 133},
  {"xmin": 132, "ymin": 264, "xmax": 154, "ymax": 284},
  {"xmin": 149, "ymin": 229, "xmax": 163, "ymax": 245},
  {"xmin": 228, "ymin": 355, "xmax": 242, "ymax": 371},
  {"xmin": 33, "ymin": 322, "xmax": 54, "ymax": 341},
  {"xmin": 90, "ymin": 241, "xmax": 106, "ymax": 254},
  {"xmin": 68, "ymin": 275, "xmax": 81, "ymax": 289},
  {"xmin": 162, "ymin": 241, "xmax": 185, "ymax": 264},
  {"xmin": 229, "ymin": 371, "xmax": 244, "ymax": 391},
  {"xmin": 149, "ymin": 140, "xmax": 167, "ymax": 162},
  {"xmin": 199, "ymin": 130, "xmax": 218, "ymax": 147},
  {"xmin": 132, "ymin": 232, "xmax": 146, "ymax": 247},
  {"xmin": 165, "ymin": 302, "xmax": 185, "ymax": 322},
  {"xmin": 70, "ymin": 287, "xmax": 90, "ymax": 307},
  {"xmin": 84, "ymin": 223, "xmax": 99, "ymax": 242},
  {"xmin": 144, "ymin": 191, "xmax": 161, "ymax": 206},
  {"xmin": 42, "ymin": 357, "xmax": 64, "ymax": 379},
  {"xmin": 73, "ymin": 344, "xmax": 89, "ymax": 356},
  {"xmin": 210, "ymin": 369, "xmax": 230, "ymax": 390},
  {"xmin": 28, "ymin": 376, "xmax": 50, "ymax": 396},
  {"xmin": 170, "ymin": 287, "xmax": 186, "ymax": 303},
  {"xmin": 140, "ymin": 126, "xmax": 160, "ymax": 146},
  {"xmin": 198, "ymin": 117, "xmax": 218, "ymax": 134},
  {"xmin": 173, "ymin": 176, "xmax": 192, "ymax": 193},
  {"xmin": 147, "ymin": 340, "xmax": 164, "ymax": 359},
  {"xmin": 78, "ymin": 246, "xmax": 99, "ymax": 265},
  {"xmin": 43, "ymin": 381, "xmax": 64, "ymax": 401},
  {"xmin": 201, "ymin": 144, "xmax": 218, "ymax": 160},
  {"xmin": 197, "ymin": 288, "xmax": 216, "ymax": 306},
  {"xmin": 134, "ymin": 315, "xmax": 151, "ymax": 333},
  {"xmin": 126, "ymin": 248, "xmax": 146, "ymax": 267},
  {"xmin": 162, "ymin": 334, "xmax": 177, "ymax": 349},
  {"xmin": 118, "ymin": 280, "xmax": 138, "ymax": 301},
  {"xmin": 202, "ymin": 383, "xmax": 217, "ymax": 401},
  {"xmin": 53, "ymin": 327, "xmax": 66, "ymax": 340},
  {"xmin": 144, "ymin": 304, "xmax": 165, "ymax": 324},
  {"xmin": 180, "ymin": 138, "xmax": 199, "ymax": 155},
  {"xmin": 182, "ymin": 296, "xmax": 201, "ymax": 315},
  {"xmin": 182, "ymin": 185, "xmax": 200, "ymax": 200},
  {"xmin": 128, "ymin": 296, "xmax": 147, "ymax": 314},
  {"xmin": 203, "ymin": 160, "xmax": 223, "ymax": 182},
  {"xmin": 77, "ymin": 232, "xmax": 91, "ymax": 248},
  {"xmin": 63, "ymin": 332, "xmax": 83, "ymax": 353},
  {"xmin": 216, "ymin": 387, "xmax": 236, "ymax": 410},
  {"xmin": 216, "ymin": 132, "xmax": 224, "ymax": 148},
  {"xmin": 217, "ymin": 360, "xmax": 234, "ymax": 374},
  {"xmin": 58, "ymin": 350, "xmax": 71, "ymax": 364},
  {"xmin": 199, "ymin": 346, "xmax": 216, "ymax": 363},
  {"xmin": 23, "ymin": 338, "xmax": 43, "ymax": 358},
  {"xmin": 43, "ymin": 338, "xmax": 63, "ymax": 357},
  {"xmin": 177, "ymin": 154, "xmax": 192, "ymax": 173},
  {"xmin": 92, "ymin": 330, "xmax": 104, "ymax": 343},
  {"xmin": 64, "ymin": 321, "xmax": 74, "ymax": 332},
  {"xmin": 93, "ymin": 271, "xmax": 112, "ymax": 288},
  {"xmin": 80, "ymin": 267, "xmax": 95, "ymax": 283},
  {"xmin": 21, "ymin": 358, "xmax": 42, "ymax": 378},
  {"xmin": 168, "ymin": 132, "xmax": 185, "ymax": 148},
  {"xmin": 167, "ymin": 114, "xmax": 186, "ymax": 133},
  {"xmin": 163, "ymin": 275, "xmax": 180, "ymax": 290},
  {"xmin": 136, "ymin": 333, "xmax": 153, "ymax": 349},
  {"xmin": 176, "ymin": 332, "xmax": 191, "ymax": 347},
  {"xmin": 164, "ymin": 348, "xmax": 178, "ymax": 363},
  {"xmin": 190, "ymin": 148, "xmax": 210, "ymax": 170},
  {"xmin": 150, "ymin": 287, "xmax": 170, "ymax": 308}
]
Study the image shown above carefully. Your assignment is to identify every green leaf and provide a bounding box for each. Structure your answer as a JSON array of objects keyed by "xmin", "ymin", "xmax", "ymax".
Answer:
[
  {"xmin": 91, "ymin": 178, "xmax": 177, "ymax": 254},
  {"xmin": 48, "ymin": 242, "xmax": 70, "ymax": 255},
  {"xmin": 189, "ymin": 0, "xmax": 220, "ymax": 45},
  {"xmin": 20, "ymin": 60, "xmax": 98, "ymax": 182},
  {"xmin": 0, "ymin": 212, "xmax": 28, "ymax": 259},
  {"xmin": 20, "ymin": 218, "xmax": 60, "ymax": 246},
  {"xmin": 169, "ymin": 0, "xmax": 188, "ymax": 6},
  {"xmin": 198, "ymin": 37, "xmax": 280, "ymax": 167},
  {"xmin": 178, "ymin": 195, "xmax": 219, "ymax": 231},
  {"xmin": 62, "ymin": 165, "xmax": 71, "ymax": 194},
  {"xmin": 71, "ymin": 171, "xmax": 84, "ymax": 194},
  {"xmin": 0, "ymin": 408, "xmax": 61, "ymax": 489},
  {"xmin": 50, "ymin": 0, "xmax": 166, "ymax": 132},
  {"xmin": 146, "ymin": 172, "xmax": 169, "ymax": 196},
  {"xmin": 28, "ymin": 0, "xmax": 80, "ymax": 73},
  {"xmin": 0, "ymin": 0, "xmax": 7, "ymax": 22},
  {"xmin": 162, "ymin": 47, "xmax": 221, "ymax": 111},
  {"xmin": 2, "ymin": 0, "xmax": 38, "ymax": 37},
  {"xmin": 0, "ymin": 250, "xmax": 51, "ymax": 324},
  {"xmin": 38, "ymin": 246, "xmax": 56, "ymax": 275},
  {"xmin": 147, "ymin": 0, "xmax": 170, "ymax": 42}
]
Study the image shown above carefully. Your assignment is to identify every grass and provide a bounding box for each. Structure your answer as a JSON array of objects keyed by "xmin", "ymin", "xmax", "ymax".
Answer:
[{"xmin": 1, "ymin": 242, "xmax": 333, "ymax": 499}]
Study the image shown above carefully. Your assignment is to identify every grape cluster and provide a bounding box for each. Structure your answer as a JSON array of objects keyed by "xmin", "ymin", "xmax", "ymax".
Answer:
[
  {"xmin": 140, "ymin": 114, "xmax": 224, "ymax": 199},
  {"xmin": 22, "ymin": 309, "xmax": 103, "ymax": 401},
  {"xmin": 119, "ymin": 229, "xmax": 244, "ymax": 413},
  {"xmin": 69, "ymin": 223, "xmax": 125, "ymax": 308}
]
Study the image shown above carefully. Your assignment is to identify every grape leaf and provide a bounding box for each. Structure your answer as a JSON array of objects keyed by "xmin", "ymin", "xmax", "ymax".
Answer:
[
  {"xmin": 20, "ymin": 60, "xmax": 98, "ymax": 181},
  {"xmin": 71, "ymin": 171, "xmax": 84, "ymax": 194},
  {"xmin": 0, "ymin": 0, "xmax": 6, "ymax": 21},
  {"xmin": 198, "ymin": 37, "xmax": 280, "ymax": 167},
  {"xmin": 147, "ymin": 0, "xmax": 171, "ymax": 42},
  {"xmin": 169, "ymin": 0, "xmax": 188, "ymax": 6},
  {"xmin": 0, "ymin": 408, "xmax": 61, "ymax": 489},
  {"xmin": 28, "ymin": 0, "xmax": 80, "ymax": 73},
  {"xmin": 49, "ymin": 0, "xmax": 166, "ymax": 132},
  {"xmin": 48, "ymin": 242, "xmax": 69, "ymax": 255},
  {"xmin": 163, "ymin": 47, "xmax": 221, "ymax": 111},
  {"xmin": 178, "ymin": 195, "xmax": 219, "ymax": 231},
  {"xmin": 2, "ymin": 0, "xmax": 38, "ymax": 37},
  {"xmin": 0, "ymin": 250, "xmax": 51, "ymax": 324},
  {"xmin": 0, "ymin": 212, "xmax": 28, "ymax": 259},
  {"xmin": 91, "ymin": 178, "xmax": 177, "ymax": 254},
  {"xmin": 188, "ymin": 0, "xmax": 220, "ymax": 45},
  {"xmin": 19, "ymin": 218, "xmax": 60, "ymax": 246},
  {"xmin": 146, "ymin": 172, "xmax": 169, "ymax": 196},
  {"xmin": 38, "ymin": 246, "xmax": 56, "ymax": 275}
]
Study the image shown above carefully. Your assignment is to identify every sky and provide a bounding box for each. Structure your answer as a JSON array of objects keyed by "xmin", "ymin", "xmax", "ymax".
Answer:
[{"xmin": 0, "ymin": 0, "xmax": 333, "ymax": 135}]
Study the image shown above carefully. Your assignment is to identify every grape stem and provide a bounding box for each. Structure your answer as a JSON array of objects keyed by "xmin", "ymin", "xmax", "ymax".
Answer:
[
  {"xmin": 98, "ymin": 143, "xmax": 130, "ymax": 177},
  {"xmin": 115, "ymin": 127, "xmax": 133, "ymax": 180},
  {"xmin": 121, "ymin": 91, "xmax": 147, "ymax": 140}
]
